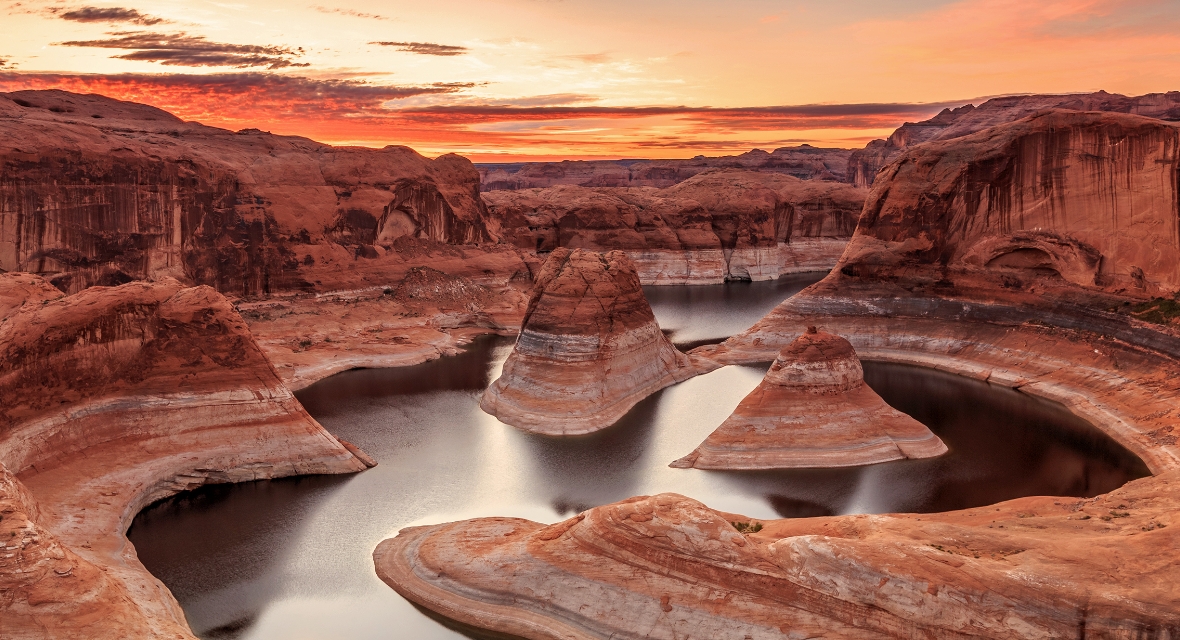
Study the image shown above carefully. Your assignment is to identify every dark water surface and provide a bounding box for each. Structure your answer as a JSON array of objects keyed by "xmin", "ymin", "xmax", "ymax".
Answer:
[
  {"xmin": 644, "ymin": 272, "xmax": 823, "ymax": 349},
  {"xmin": 129, "ymin": 279, "xmax": 1149, "ymax": 640}
]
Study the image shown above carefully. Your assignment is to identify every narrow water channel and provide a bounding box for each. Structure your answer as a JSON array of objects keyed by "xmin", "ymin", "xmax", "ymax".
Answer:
[{"xmin": 128, "ymin": 277, "xmax": 1149, "ymax": 640}]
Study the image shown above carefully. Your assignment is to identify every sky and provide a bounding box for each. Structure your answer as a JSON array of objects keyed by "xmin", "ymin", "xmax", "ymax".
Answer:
[{"xmin": 1, "ymin": 0, "xmax": 1178, "ymax": 160}]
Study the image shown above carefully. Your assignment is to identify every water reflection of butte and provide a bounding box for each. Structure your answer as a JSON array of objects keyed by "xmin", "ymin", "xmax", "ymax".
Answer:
[{"xmin": 516, "ymin": 388, "xmax": 667, "ymax": 511}]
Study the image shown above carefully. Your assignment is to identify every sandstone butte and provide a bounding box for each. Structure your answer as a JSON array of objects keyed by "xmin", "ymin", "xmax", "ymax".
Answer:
[
  {"xmin": 0, "ymin": 274, "xmax": 371, "ymax": 640},
  {"xmin": 484, "ymin": 170, "xmax": 865, "ymax": 284},
  {"xmin": 375, "ymin": 109, "xmax": 1180, "ymax": 638},
  {"xmin": 671, "ymin": 327, "xmax": 945, "ymax": 470},
  {"xmin": 480, "ymin": 248, "xmax": 696, "ymax": 435}
]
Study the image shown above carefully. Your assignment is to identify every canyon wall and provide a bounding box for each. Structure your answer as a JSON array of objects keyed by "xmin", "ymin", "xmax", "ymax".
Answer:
[
  {"xmin": 484, "ymin": 170, "xmax": 865, "ymax": 283},
  {"xmin": 478, "ymin": 145, "xmax": 853, "ymax": 191},
  {"xmin": 840, "ymin": 110, "xmax": 1180, "ymax": 296},
  {"xmin": 0, "ymin": 90, "xmax": 493, "ymax": 296},
  {"xmin": 848, "ymin": 90, "xmax": 1180, "ymax": 187}
]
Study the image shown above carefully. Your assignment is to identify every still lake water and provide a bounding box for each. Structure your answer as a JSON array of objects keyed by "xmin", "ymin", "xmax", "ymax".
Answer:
[{"xmin": 129, "ymin": 277, "xmax": 1150, "ymax": 640}]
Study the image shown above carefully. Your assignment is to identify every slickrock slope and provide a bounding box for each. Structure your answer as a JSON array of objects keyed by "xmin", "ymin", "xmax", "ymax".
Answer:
[
  {"xmin": 0, "ymin": 275, "xmax": 368, "ymax": 639},
  {"xmin": 848, "ymin": 90, "xmax": 1180, "ymax": 186},
  {"xmin": 480, "ymin": 248, "xmax": 695, "ymax": 434},
  {"xmin": 484, "ymin": 170, "xmax": 865, "ymax": 284},
  {"xmin": 0, "ymin": 463, "xmax": 165, "ymax": 639},
  {"xmin": 378, "ymin": 482, "xmax": 1178, "ymax": 640},
  {"xmin": 672, "ymin": 328, "xmax": 945, "ymax": 469},
  {"xmin": 0, "ymin": 89, "xmax": 494, "ymax": 295},
  {"xmin": 477, "ymin": 144, "xmax": 853, "ymax": 191}
]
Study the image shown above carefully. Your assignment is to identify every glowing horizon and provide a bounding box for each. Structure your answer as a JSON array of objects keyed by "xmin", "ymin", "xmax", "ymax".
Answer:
[{"xmin": 2, "ymin": 0, "xmax": 1178, "ymax": 160}]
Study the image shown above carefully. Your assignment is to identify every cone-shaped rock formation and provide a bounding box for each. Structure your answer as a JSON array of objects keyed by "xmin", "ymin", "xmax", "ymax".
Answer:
[
  {"xmin": 481, "ymin": 248, "xmax": 694, "ymax": 434},
  {"xmin": 673, "ymin": 328, "xmax": 946, "ymax": 469}
]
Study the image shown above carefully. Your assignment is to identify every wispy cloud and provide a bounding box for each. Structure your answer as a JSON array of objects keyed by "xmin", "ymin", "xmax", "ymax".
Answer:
[
  {"xmin": 311, "ymin": 5, "xmax": 392, "ymax": 21},
  {"xmin": 0, "ymin": 70, "xmax": 962, "ymax": 159},
  {"xmin": 56, "ymin": 31, "xmax": 309, "ymax": 69},
  {"xmin": 58, "ymin": 6, "xmax": 168, "ymax": 25},
  {"xmin": 370, "ymin": 41, "xmax": 467, "ymax": 56},
  {"xmin": 559, "ymin": 52, "xmax": 611, "ymax": 64}
]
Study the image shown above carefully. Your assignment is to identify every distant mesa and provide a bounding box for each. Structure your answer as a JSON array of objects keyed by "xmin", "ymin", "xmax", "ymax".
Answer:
[
  {"xmin": 483, "ymin": 170, "xmax": 865, "ymax": 285},
  {"xmin": 672, "ymin": 327, "xmax": 946, "ymax": 469},
  {"xmin": 480, "ymin": 248, "xmax": 695, "ymax": 435}
]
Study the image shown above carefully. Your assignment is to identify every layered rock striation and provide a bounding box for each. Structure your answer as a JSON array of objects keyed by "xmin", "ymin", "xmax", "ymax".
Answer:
[
  {"xmin": 0, "ymin": 274, "xmax": 369, "ymax": 639},
  {"xmin": 672, "ymin": 328, "xmax": 945, "ymax": 469},
  {"xmin": 377, "ymin": 482, "xmax": 1178, "ymax": 639},
  {"xmin": 848, "ymin": 90, "xmax": 1180, "ymax": 187},
  {"xmin": 484, "ymin": 170, "xmax": 865, "ymax": 284},
  {"xmin": 480, "ymin": 248, "xmax": 694, "ymax": 434},
  {"xmin": 0, "ymin": 89, "xmax": 494, "ymax": 296},
  {"xmin": 840, "ymin": 110, "xmax": 1180, "ymax": 296}
]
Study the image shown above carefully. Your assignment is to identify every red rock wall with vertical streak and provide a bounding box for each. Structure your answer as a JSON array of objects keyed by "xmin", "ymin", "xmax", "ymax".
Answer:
[
  {"xmin": 840, "ymin": 110, "xmax": 1180, "ymax": 294},
  {"xmin": 0, "ymin": 90, "xmax": 492, "ymax": 296}
]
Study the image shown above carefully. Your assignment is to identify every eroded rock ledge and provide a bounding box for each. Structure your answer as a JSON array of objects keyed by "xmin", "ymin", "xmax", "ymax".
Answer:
[
  {"xmin": 672, "ymin": 328, "xmax": 945, "ymax": 469},
  {"xmin": 480, "ymin": 248, "xmax": 696, "ymax": 434},
  {"xmin": 377, "ymin": 482, "xmax": 1178, "ymax": 639},
  {"xmin": 0, "ymin": 275, "xmax": 368, "ymax": 639}
]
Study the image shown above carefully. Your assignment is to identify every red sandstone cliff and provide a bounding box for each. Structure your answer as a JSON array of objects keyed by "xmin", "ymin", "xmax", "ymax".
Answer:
[
  {"xmin": 848, "ymin": 91, "xmax": 1180, "ymax": 187},
  {"xmin": 0, "ymin": 89, "xmax": 494, "ymax": 296},
  {"xmin": 838, "ymin": 110, "xmax": 1180, "ymax": 297},
  {"xmin": 484, "ymin": 170, "xmax": 865, "ymax": 283}
]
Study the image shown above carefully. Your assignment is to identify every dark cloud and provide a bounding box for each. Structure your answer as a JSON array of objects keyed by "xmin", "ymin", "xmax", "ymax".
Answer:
[
  {"xmin": 0, "ymin": 57, "xmax": 8, "ymax": 68},
  {"xmin": 370, "ymin": 41, "xmax": 467, "ymax": 56},
  {"xmin": 388, "ymin": 102, "xmax": 967, "ymax": 130},
  {"xmin": 59, "ymin": 7, "xmax": 168, "ymax": 25},
  {"xmin": 0, "ymin": 71, "xmax": 469, "ymax": 118},
  {"xmin": 311, "ymin": 5, "xmax": 392, "ymax": 21},
  {"xmin": 57, "ymin": 31, "xmax": 308, "ymax": 69}
]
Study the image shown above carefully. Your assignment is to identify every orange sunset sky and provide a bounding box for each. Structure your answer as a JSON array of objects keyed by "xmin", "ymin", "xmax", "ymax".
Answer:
[{"xmin": 2, "ymin": 0, "xmax": 1179, "ymax": 161}]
